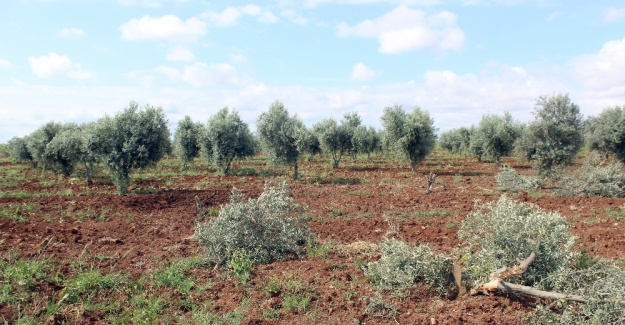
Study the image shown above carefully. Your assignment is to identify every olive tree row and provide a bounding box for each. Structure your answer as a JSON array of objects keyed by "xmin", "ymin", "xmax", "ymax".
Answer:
[{"xmin": 8, "ymin": 102, "xmax": 172, "ymax": 195}]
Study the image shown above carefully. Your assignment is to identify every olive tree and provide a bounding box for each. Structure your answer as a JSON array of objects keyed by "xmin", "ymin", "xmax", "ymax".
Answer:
[
  {"xmin": 98, "ymin": 102, "xmax": 172, "ymax": 194},
  {"xmin": 297, "ymin": 126, "xmax": 321, "ymax": 161},
  {"xmin": 342, "ymin": 112, "xmax": 362, "ymax": 160},
  {"xmin": 204, "ymin": 107, "xmax": 256, "ymax": 175},
  {"xmin": 173, "ymin": 116, "xmax": 201, "ymax": 170},
  {"xmin": 313, "ymin": 117, "xmax": 351, "ymax": 168},
  {"xmin": 516, "ymin": 94, "xmax": 583, "ymax": 175},
  {"xmin": 440, "ymin": 126, "xmax": 472, "ymax": 156},
  {"xmin": 585, "ymin": 106, "xmax": 625, "ymax": 161},
  {"xmin": 257, "ymin": 101, "xmax": 303, "ymax": 179},
  {"xmin": 381, "ymin": 105, "xmax": 437, "ymax": 172},
  {"xmin": 25, "ymin": 121, "xmax": 64, "ymax": 170},
  {"xmin": 352, "ymin": 125, "xmax": 380, "ymax": 159},
  {"xmin": 470, "ymin": 112, "xmax": 522, "ymax": 166},
  {"xmin": 44, "ymin": 123, "xmax": 82, "ymax": 177},
  {"xmin": 8, "ymin": 137, "xmax": 35, "ymax": 167}
]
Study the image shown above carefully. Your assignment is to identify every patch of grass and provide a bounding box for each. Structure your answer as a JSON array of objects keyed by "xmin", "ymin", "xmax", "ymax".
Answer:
[
  {"xmin": 364, "ymin": 292, "xmax": 398, "ymax": 321},
  {"xmin": 152, "ymin": 257, "xmax": 202, "ymax": 295},
  {"xmin": 60, "ymin": 269, "xmax": 130, "ymax": 304},
  {"xmin": 414, "ymin": 210, "xmax": 451, "ymax": 218},
  {"xmin": 0, "ymin": 203, "xmax": 38, "ymax": 222},
  {"xmin": 606, "ymin": 208, "xmax": 625, "ymax": 221},
  {"xmin": 306, "ymin": 241, "xmax": 332, "ymax": 259}
]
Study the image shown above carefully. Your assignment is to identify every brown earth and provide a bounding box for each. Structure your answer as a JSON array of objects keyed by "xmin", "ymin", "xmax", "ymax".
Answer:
[{"xmin": 0, "ymin": 153, "xmax": 624, "ymax": 324}]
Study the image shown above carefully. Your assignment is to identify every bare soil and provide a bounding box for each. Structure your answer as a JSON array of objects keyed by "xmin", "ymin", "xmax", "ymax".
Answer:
[{"xmin": 1, "ymin": 153, "xmax": 624, "ymax": 324}]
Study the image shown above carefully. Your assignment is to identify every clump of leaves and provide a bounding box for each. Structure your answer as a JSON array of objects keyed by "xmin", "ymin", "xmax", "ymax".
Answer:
[
  {"xmin": 362, "ymin": 238, "xmax": 453, "ymax": 293},
  {"xmin": 457, "ymin": 195, "xmax": 577, "ymax": 288},
  {"xmin": 495, "ymin": 165, "xmax": 542, "ymax": 192},
  {"xmin": 194, "ymin": 180, "xmax": 313, "ymax": 268},
  {"xmin": 555, "ymin": 152, "xmax": 625, "ymax": 198}
]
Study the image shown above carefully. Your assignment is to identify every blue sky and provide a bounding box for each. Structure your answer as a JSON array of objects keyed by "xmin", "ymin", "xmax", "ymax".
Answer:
[{"xmin": 1, "ymin": 0, "xmax": 624, "ymax": 142}]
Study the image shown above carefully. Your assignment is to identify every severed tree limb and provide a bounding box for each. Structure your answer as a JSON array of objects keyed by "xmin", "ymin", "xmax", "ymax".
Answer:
[
  {"xmin": 470, "ymin": 252, "xmax": 625, "ymax": 305},
  {"xmin": 496, "ymin": 281, "xmax": 586, "ymax": 303},
  {"xmin": 452, "ymin": 258, "xmax": 467, "ymax": 296}
]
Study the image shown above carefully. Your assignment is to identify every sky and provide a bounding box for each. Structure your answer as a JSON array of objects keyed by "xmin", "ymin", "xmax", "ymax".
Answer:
[{"xmin": 1, "ymin": 0, "xmax": 624, "ymax": 142}]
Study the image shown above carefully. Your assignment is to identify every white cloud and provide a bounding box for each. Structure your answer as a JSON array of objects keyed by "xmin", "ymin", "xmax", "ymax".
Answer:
[
  {"xmin": 166, "ymin": 46, "xmax": 195, "ymax": 61},
  {"xmin": 259, "ymin": 11, "xmax": 279, "ymax": 23},
  {"xmin": 571, "ymin": 37, "xmax": 625, "ymax": 90},
  {"xmin": 337, "ymin": 6, "xmax": 465, "ymax": 54},
  {"xmin": 0, "ymin": 58, "xmax": 11, "ymax": 70},
  {"xmin": 202, "ymin": 5, "xmax": 278, "ymax": 26},
  {"xmin": 350, "ymin": 62, "xmax": 377, "ymax": 82},
  {"xmin": 203, "ymin": 7, "xmax": 242, "ymax": 27},
  {"xmin": 120, "ymin": 15, "xmax": 206, "ymax": 42},
  {"xmin": 241, "ymin": 4, "xmax": 262, "ymax": 16},
  {"xmin": 603, "ymin": 7, "xmax": 625, "ymax": 23},
  {"xmin": 28, "ymin": 53, "xmax": 94, "ymax": 80},
  {"xmin": 181, "ymin": 62, "xmax": 249, "ymax": 87},
  {"xmin": 57, "ymin": 28, "xmax": 85, "ymax": 39}
]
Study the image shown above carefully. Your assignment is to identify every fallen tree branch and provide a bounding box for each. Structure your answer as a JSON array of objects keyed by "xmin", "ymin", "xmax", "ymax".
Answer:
[{"xmin": 470, "ymin": 252, "xmax": 625, "ymax": 306}]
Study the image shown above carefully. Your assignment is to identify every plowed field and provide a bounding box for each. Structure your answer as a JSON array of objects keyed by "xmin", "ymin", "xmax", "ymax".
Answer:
[{"xmin": 1, "ymin": 151, "xmax": 623, "ymax": 324}]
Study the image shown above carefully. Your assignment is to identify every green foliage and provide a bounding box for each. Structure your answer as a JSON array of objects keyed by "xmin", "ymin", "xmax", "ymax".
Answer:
[
  {"xmin": 440, "ymin": 126, "xmax": 472, "ymax": 156},
  {"xmin": 471, "ymin": 112, "xmax": 522, "ymax": 166},
  {"xmin": 25, "ymin": 121, "xmax": 64, "ymax": 170},
  {"xmin": 0, "ymin": 255, "xmax": 49, "ymax": 292},
  {"xmin": 203, "ymin": 107, "xmax": 257, "ymax": 174},
  {"xmin": 194, "ymin": 180, "xmax": 313, "ymax": 267},
  {"xmin": 152, "ymin": 258, "xmax": 200, "ymax": 295},
  {"xmin": 173, "ymin": 115, "xmax": 201, "ymax": 170},
  {"xmin": 495, "ymin": 165, "xmax": 542, "ymax": 192},
  {"xmin": 312, "ymin": 117, "xmax": 351, "ymax": 168},
  {"xmin": 341, "ymin": 111, "xmax": 362, "ymax": 159},
  {"xmin": 43, "ymin": 123, "xmax": 82, "ymax": 177},
  {"xmin": 585, "ymin": 105, "xmax": 625, "ymax": 162},
  {"xmin": 381, "ymin": 105, "xmax": 437, "ymax": 172},
  {"xmin": 257, "ymin": 101, "xmax": 303, "ymax": 179},
  {"xmin": 363, "ymin": 292, "xmax": 398, "ymax": 320},
  {"xmin": 97, "ymin": 101, "xmax": 172, "ymax": 194},
  {"xmin": 458, "ymin": 196, "xmax": 577, "ymax": 288},
  {"xmin": 296, "ymin": 126, "xmax": 321, "ymax": 161},
  {"xmin": 352, "ymin": 125, "xmax": 380, "ymax": 158},
  {"xmin": 530, "ymin": 259, "xmax": 625, "ymax": 324},
  {"xmin": 8, "ymin": 137, "xmax": 35, "ymax": 167},
  {"xmin": 61, "ymin": 269, "xmax": 129, "ymax": 304},
  {"xmin": 363, "ymin": 238, "xmax": 453, "ymax": 292},
  {"xmin": 516, "ymin": 93, "xmax": 584, "ymax": 176},
  {"xmin": 228, "ymin": 248, "xmax": 255, "ymax": 284},
  {"xmin": 556, "ymin": 152, "xmax": 625, "ymax": 197}
]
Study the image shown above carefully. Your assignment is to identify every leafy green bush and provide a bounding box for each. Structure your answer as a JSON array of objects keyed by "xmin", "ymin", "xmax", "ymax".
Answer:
[
  {"xmin": 555, "ymin": 153, "xmax": 625, "ymax": 198},
  {"xmin": 458, "ymin": 196, "xmax": 577, "ymax": 288},
  {"xmin": 516, "ymin": 93, "xmax": 584, "ymax": 176},
  {"xmin": 530, "ymin": 259, "xmax": 625, "ymax": 324},
  {"xmin": 363, "ymin": 238, "xmax": 452, "ymax": 293},
  {"xmin": 194, "ymin": 180, "xmax": 313, "ymax": 267},
  {"xmin": 495, "ymin": 165, "xmax": 542, "ymax": 192},
  {"xmin": 381, "ymin": 105, "xmax": 437, "ymax": 172}
]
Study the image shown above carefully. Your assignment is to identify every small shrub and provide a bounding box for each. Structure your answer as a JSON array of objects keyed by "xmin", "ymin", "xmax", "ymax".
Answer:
[
  {"xmin": 457, "ymin": 196, "xmax": 577, "ymax": 288},
  {"xmin": 194, "ymin": 180, "xmax": 313, "ymax": 267},
  {"xmin": 364, "ymin": 292, "xmax": 398, "ymax": 320},
  {"xmin": 228, "ymin": 249, "xmax": 255, "ymax": 284},
  {"xmin": 495, "ymin": 165, "xmax": 542, "ymax": 192},
  {"xmin": 363, "ymin": 238, "xmax": 452, "ymax": 293},
  {"xmin": 555, "ymin": 152, "xmax": 625, "ymax": 197}
]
